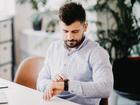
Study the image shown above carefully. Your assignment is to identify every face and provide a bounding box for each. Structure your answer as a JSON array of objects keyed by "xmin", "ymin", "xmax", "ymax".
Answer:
[{"xmin": 60, "ymin": 21, "xmax": 88, "ymax": 48}]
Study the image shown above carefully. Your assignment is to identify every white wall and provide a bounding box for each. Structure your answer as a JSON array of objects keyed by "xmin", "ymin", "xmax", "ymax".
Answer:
[
  {"xmin": 0, "ymin": 0, "xmax": 15, "ymax": 17},
  {"xmin": 14, "ymin": 3, "xmax": 33, "ymax": 65}
]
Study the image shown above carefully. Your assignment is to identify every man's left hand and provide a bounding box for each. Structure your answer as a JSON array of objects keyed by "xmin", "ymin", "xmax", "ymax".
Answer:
[{"xmin": 43, "ymin": 81, "xmax": 64, "ymax": 101}]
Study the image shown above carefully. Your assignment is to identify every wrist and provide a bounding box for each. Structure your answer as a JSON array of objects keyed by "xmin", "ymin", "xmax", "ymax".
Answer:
[{"xmin": 54, "ymin": 81, "xmax": 64, "ymax": 90}]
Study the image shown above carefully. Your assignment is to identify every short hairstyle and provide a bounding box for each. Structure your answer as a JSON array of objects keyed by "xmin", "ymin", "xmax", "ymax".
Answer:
[{"xmin": 58, "ymin": 2, "xmax": 86, "ymax": 25}]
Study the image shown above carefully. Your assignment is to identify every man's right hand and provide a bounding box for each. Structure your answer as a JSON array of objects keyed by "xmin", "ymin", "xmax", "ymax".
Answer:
[{"xmin": 53, "ymin": 74, "xmax": 67, "ymax": 82}]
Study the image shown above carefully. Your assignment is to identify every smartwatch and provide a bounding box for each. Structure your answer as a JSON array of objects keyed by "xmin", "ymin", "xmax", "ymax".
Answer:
[{"xmin": 64, "ymin": 79, "xmax": 69, "ymax": 91}]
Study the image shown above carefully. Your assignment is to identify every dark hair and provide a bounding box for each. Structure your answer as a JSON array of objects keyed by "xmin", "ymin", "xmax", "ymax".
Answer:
[{"xmin": 59, "ymin": 2, "xmax": 86, "ymax": 25}]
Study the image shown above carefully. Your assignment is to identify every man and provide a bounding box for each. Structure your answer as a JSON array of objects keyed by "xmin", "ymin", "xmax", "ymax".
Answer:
[{"xmin": 37, "ymin": 2, "xmax": 113, "ymax": 105}]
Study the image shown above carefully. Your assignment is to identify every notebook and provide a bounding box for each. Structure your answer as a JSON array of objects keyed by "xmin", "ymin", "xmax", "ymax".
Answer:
[{"xmin": 0, "ymin": 90, "xmax": 8, "ymax": 104}]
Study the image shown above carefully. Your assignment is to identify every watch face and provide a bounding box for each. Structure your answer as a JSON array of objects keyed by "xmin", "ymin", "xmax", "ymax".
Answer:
[{"xmin": 64, "ymin": 79, "xmax": 69, "ymax": 91}]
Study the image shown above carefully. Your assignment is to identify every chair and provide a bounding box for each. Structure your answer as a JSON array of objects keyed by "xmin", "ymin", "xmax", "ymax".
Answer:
[
  {"xmin": 14, "ymin": 56, "xmax": 44, "ymax": 89},
  {"xmin": 14, "ymin": 56, "xmax": 108, "ymax": 105}
]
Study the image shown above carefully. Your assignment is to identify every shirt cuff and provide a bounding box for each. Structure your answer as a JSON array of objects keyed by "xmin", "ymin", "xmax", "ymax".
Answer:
[{"xmin": 68, "ymin": 80, "xmax": 82, "ymax": 96}]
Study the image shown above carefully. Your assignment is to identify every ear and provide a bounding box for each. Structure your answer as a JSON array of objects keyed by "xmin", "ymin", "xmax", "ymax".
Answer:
[{"xmin": 84, "ymin": 22, "xmax": 88, "ymax": 32}]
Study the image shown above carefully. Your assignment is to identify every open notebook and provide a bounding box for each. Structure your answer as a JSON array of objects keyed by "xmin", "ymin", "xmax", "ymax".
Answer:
[
  {"xmin": 0, "ymin": 90, "xmax": 8, "ymax": 104},
  {"xmin": 0, "ymin": 82, "xmax": 8, "ymax": 104}
]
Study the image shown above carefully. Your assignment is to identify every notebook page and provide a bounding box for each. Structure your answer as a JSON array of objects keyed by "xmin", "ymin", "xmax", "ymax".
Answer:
[{"xmin": 0, "ymin": 90, "xmax": 8, "ymax": 104}]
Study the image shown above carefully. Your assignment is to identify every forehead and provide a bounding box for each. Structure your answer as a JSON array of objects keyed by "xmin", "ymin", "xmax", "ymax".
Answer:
[{"xmin": 60, "ymin": 21, "xmax": 83, "ymax": 30}]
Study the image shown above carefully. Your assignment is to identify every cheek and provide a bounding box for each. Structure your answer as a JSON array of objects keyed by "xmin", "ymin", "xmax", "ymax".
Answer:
[
  {"xmin": 77, "ymin": 33, "xmax": 83, "ymax": 40},
  {"xmin": 63, "ymin": 35, "xmax": 66, "ymax": 40},
  {"xmin": 63, "ymin": 34, "xmax": 67, "ymax": 40}
]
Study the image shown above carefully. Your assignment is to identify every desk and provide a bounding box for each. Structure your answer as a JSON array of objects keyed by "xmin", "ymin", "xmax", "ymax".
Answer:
[{"xmin": 0, "ymin": 78, "xmax": 79, "ymax": 105}]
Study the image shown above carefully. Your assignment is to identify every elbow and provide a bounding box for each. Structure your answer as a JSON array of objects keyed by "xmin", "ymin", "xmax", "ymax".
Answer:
[
  {"xmin": 104, "ymin": 72, "xmax": 114, "ymax": 98},
  {"xmin": 104, "ymin": 80, "xmax": 114, "ymax": 98},
  {"xmin": 105, "ymin": 87, "xmax": 112, "ymax": 98}
]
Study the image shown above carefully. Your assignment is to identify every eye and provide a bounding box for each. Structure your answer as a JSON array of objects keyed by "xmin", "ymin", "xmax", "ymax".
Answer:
[
  {"xmin": 63, "ymin": 30, "xmax": 68, "ymax": 33},
  {"xmin": 72, "ymin": 30, "xmax": 79, "ymax": 33}
]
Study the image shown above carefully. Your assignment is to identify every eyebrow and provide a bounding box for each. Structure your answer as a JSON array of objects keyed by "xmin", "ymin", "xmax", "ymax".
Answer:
[
  {"xmin": 63, "ymin": 29, "xmax": 68, "ymax": 32},
  {"xmin": 63, "ymin": 29, "xmax": 80, "ymax": 32},
  {"xmin": 72, "ymin": 30, "xmax": 80, "ymax": 32}
]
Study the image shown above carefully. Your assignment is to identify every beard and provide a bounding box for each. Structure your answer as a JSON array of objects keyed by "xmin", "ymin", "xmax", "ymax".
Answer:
[
  {"xmin": 64, "ymin": 40, "xmax": 79, "ymax": 48},
  {"xmin": 64, "ymin": 37, "xmax": 85, "ymax": 48}
]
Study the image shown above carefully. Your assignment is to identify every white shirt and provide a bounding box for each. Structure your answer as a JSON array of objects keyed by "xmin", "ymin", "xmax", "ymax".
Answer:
[{"xmin": 37, "ymin": 37, "xmax": 114, "ymax": 105}]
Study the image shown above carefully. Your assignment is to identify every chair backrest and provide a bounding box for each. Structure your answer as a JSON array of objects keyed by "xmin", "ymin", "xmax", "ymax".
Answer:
[{"xmin": 14, "ymin": 56, "xmax": 45, "ymax": 89}]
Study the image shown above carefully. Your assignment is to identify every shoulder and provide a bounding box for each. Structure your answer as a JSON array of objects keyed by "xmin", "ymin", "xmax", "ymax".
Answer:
[
  {"xmin": 87, "ymin": 39, "xmax": 109, "ymax": 58},
  {"xmin": 87, "ymin": 39, "xmax": 99, "ymax": 48},
  {"xmin": 86, "ymin": 39, "xmax": 106, "ymax": 52},
  {"xmin": 88, "ymin": 40, "xmax": 111, "ymax": 65}
]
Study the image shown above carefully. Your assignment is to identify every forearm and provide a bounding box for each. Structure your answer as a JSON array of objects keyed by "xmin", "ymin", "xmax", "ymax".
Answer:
[
  {"xmin": 68, "ymin": 78, "xmax": 113, "ymax": 98},
  {"xmin": 68, "ymin": 65, "xmax": 113, "ymax": 98}
]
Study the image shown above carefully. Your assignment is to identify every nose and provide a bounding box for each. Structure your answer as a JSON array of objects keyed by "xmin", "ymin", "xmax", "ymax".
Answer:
[{"xmin": 67, "ymin": 32, "xmax": 74, "ymax": 40}]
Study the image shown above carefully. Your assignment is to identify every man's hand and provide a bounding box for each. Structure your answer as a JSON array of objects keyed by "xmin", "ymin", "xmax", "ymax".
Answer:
[
  {"xmin": 43, "ymin": 74, "xmax": 67, "ymax": 101},
  {"xmin": 53, "ymin": 74, "xmax": 67, "ymax": 82}
]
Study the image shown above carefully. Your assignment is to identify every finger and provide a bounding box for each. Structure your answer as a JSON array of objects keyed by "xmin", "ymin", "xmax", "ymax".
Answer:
[
  {"xmin": 47, "ymin": 89, "xmax": 51, "ymax": 101},
  {"xmin": 46, "ymin": 90, "xmax": 50, "ymax": 101},
  {"xmin": 43, "ymin": 91, "xmax": 47, "ymax": 101},
  {"xmin": 50, "ymin": 89, "xmax": 54, "ymax": 97},
  {"xmin": 53, "ymin": 75, "xmax": 63, "ymax": 82},
  {"xmin": 43, "ymin": 94, "xmax": 45, "ymax": 100},
  {"xmin": 48, "ymin": 88, "xmax": 54, "ymax": 101},
  {"xmin": 59, "ymin": 74, "xmax": 67, "ymax": 80},
  {"xmin": 44, "ymin": 89, "xmax": 50, "ymax": 101},
  {"xmin": 56, "ymin": 75, "xmax": 63, "ymax": 81}
]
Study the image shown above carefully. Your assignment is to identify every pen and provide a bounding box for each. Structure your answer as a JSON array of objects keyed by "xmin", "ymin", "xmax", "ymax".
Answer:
[{"xmin": 0, "ymin": 86, "xmax": 8, "ymax": 89}]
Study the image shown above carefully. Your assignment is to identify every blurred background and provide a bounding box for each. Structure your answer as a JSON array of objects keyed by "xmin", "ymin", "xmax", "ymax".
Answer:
[{"xmin": 0, "ymin": 0, "xmax": 140, "ymax": 105}]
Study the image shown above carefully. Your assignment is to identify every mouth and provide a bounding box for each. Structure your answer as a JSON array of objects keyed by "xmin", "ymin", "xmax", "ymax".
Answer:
[
  {"xmin": 67, "ymin": 40, "xmax": 76, "ymax": 44},
  {"xmin": 65, "ymin": 40, "xmax": 77, "ymax": 48}
]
